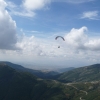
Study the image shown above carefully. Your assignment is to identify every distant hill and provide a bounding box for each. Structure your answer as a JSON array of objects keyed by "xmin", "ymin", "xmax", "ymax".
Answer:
[
  {"xmin": 54, "ymin": 67, "xmax": 75, "ymax": 73},
  {"xmin": 55, "ymin": 64, "xmax": 100, "ymax": 82},
  {"xmin": 0, "ymin": 61, "xmax": 59, "ymax": 79}
]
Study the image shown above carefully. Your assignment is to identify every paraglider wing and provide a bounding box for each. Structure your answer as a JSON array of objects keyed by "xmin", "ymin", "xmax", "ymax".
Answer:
[{"xmin": 55, "ymin": 36, "xmax": 65, "ymax": 41}]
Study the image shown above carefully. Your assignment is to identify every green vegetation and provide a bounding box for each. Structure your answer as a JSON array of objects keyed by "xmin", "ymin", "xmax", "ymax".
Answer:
[{"xmin": 0, "ymin": 63, "xmax": 100, "ymax": 100}]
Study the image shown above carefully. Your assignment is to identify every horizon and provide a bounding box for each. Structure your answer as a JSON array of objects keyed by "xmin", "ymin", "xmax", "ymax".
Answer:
[
  {"xmin": 0, "ymin": 60, "xmax": 100, "ymax": 70},
  {"xmin": 1, "ymin": 0, "xmax": 100, "ymax": 69}
]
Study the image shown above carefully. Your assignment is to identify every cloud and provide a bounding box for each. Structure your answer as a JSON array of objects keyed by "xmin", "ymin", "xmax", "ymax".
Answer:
[
  {"xmin": 1, "ymin": 26, "xmax": 100, "ymax": 67},
  {"xmin": 13, "ymin": 26, "xmax": 100, "ymax": 60},
  {"xmin": 6, "ymin": 0, "xmax": 51, "ymax": 17},
  {"xmin": 0, "ymin": 0, "xmax": 18, "ymax": 50},
  {"xmin": 11, "ymin": 26, "xmax": 100, "ymax": 58},
  {"xmin": 64, "ymin": 26, "xmax": 100, "ymax": 51},
  {"xmin": 22, "ymin": 0, "xmax": 51, "ymax": 11},
  {"xmin": 81, "ymin": 11, "xmax": 100, "ymax": 20},
  {"xmin": 64, "ymin": 26, "xmax": 88, "ymax": 50},
  {"xmin": 16, "ymin": 34, "xmax": 63, "ymax": 57}
]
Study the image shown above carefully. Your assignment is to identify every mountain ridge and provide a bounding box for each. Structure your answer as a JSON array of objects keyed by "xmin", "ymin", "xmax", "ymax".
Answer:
[
  {"xmin": 55, "ymin": 63, "xmax": 100, "ymax": 82},
  {"xmin": 0, "ymin": 61, "xmax": 75, "ymax": 79},
  {"xmin": 0, "ymin": 61, "xmax": 59, "ymax": 78}
]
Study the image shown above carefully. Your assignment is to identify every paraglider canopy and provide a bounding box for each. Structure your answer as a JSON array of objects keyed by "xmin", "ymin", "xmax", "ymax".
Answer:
[{"xmin": 55, "ymin": 36, "xmax": 65, "ymax": 41}]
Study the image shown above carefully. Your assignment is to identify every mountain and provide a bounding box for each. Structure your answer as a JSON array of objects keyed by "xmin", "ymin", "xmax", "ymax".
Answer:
[
  {"xmin": 0, "ymin": 61, "xmax": 59, "ymax": 79},
  {"xmin": 0, "ymin": 64, "xmax": 68, "ymax": 100},
  {"xmin": 0, "ymin": 63, "xmax": 100, "ymax": 100},
  {"xmin": 55, "ymin": 64, "xmax": 100, "ymax": 82}
]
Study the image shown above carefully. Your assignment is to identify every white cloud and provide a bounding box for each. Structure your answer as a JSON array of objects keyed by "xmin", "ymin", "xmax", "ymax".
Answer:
[
  {"xmin": 64, "ymin": 26, "xmax": 88, "ymax": 50},
  {"xmin": 6, "ymin": 0, "xmax": 51, "ymax": 17},
  {"xmin": 81, "ymin": 11, "xmax": 100, "ymax": 20},
  {"xmin": 64, "ymin": 26, "xmax": 100, "ymax": 51},
  {"xmin": 17, "ymin": 34, "xmax": 63, "ymax": 57},
  {"xmin": 0, "ymin": 0, "xmax": 18, "ymax": 50},
  {"xmin": 22, "ymin": 0, "xmax": 51, "ymax": 11},
  {"xmin": 11, "ymin": 26, "xmax": 100, "ymax": 57}
]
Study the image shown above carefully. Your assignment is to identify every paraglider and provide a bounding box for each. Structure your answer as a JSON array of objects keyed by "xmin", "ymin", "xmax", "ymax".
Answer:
[{"xmin": 55, "ymin": 36, "xmax": 65, "ymax": 48}]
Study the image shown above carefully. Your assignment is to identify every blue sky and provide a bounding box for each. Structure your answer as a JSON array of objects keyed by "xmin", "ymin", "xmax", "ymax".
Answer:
[{"xmin": 0, "ymin": 0, "xmax": 100, "ymax": 69}]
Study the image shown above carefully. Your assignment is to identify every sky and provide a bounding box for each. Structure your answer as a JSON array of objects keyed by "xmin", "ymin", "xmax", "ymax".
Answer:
[{"xmin": 0, "ymin": 0, "xmax": 100, "ymax": 69}]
